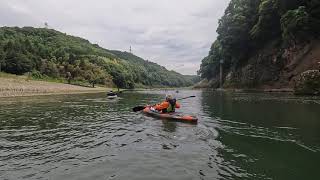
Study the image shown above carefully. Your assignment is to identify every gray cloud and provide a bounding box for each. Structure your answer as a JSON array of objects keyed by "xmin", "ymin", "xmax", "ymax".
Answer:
[{"xmin": 0, "ymin": 0, "xmax": 230, "ymax": 75}]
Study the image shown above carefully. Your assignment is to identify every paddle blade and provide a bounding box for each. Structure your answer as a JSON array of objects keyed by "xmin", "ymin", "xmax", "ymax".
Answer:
[{"xmin": 132, "ymin": 106, "xmax": 146, "ymax": 112}]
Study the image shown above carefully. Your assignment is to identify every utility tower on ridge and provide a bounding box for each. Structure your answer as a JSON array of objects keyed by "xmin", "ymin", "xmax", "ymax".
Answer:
[{"xmin": 44, "ymin": 22, "xmax": 49, "ymax": 29}]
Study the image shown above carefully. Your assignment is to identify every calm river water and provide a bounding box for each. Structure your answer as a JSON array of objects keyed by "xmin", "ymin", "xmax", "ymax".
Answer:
[{"xmin": 0, "ymin": 90, "xmax": 319, "ymax": 180}]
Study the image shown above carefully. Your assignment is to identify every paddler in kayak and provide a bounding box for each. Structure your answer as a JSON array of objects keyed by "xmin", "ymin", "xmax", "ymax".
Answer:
[
  {"xmin": 151, "ymin": 94, "xmax": 181, "ymax": 113},
  {"xmin": 107, "ymin": 90, "xmax": 117, "ymax": 96}
]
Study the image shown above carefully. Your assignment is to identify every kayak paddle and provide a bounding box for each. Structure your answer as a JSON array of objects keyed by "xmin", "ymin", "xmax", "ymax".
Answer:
[
  {"xmin": 176, "ymin": 95, "xmax": 196, "ymax": 100},
  {"xmin": 132, "ymin": 95, "xmax": 196, "ymax": 112}
]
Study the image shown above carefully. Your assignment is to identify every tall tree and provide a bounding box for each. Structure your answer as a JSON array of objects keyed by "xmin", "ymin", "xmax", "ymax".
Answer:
[
  {"xmin": 5, "ymin": 52, "xmax": 32, "ymax": 75},
  {"xmin": 0, "ymin": 47, "xmax": 4, "ymax": 72}
]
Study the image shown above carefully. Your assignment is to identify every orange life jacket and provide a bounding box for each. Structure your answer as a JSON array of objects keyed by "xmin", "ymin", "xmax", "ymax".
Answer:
[{"xmin": 154, "ymin": 99, "xmax": 180, "ymax": 113}]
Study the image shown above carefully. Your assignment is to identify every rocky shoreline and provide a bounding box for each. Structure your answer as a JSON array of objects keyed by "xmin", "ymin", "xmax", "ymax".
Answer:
[{"xmin": 195, "ymin": 69, "xmax": 320, "ymax": 96}]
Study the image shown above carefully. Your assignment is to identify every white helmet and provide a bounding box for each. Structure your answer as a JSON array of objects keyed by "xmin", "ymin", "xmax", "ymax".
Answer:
[{"xmin": 166, "ymin": 94, "xmax": 173, "ymax": 100}]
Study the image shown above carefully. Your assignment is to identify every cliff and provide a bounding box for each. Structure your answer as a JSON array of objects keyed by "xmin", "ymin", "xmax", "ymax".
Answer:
[{"xmin": 198, "ymin": 0, "xmax": 320, "ymax": 95}]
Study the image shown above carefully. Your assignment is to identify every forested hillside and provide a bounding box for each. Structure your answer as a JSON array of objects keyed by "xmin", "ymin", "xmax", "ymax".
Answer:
[
  {"xmin": 198, "ymin": 0, "xmax": 320, "ymax": 93},
  {"xmin": 0, "ymin": 27, "xmax": 196, "ymax": 88}
]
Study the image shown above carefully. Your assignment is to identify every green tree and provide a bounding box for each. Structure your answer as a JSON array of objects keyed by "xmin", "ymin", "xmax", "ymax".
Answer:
[
  {"xmin": 250, "ymin": 0, "xmax": 281, "ymax": 42},
  {"xmin": 110, "ymin": 69, "xmax": 127, "ymax": 91},
  {"xmin": 281, "ymin": 6, "xmax": 311, "ymax": 45},
  {"xmin": 5, "ymin": 52, "xmax": 32, "ymax": 75},
  {"xmin": 217, "ymin": 0, "xmax": 260, "ymax": 64},
  {"xmin": 0, "ymin": 26, "xmax": 194, "ymax": 87},
  {"xmin": 82, "ymin": 62, "xmax": 108, "ymax": 87},
  {"xmin": 40, "ymin": 59, "xmax": 59, "ymax": 77},
  {"xmin": 0, "ymin": 47, "xmax": 4, "ymax": 72}
]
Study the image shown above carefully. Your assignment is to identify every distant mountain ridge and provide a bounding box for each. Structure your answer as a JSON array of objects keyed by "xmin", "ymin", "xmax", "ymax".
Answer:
[{"xmin": 0, "ymin": 26, "xmax": 198, "ymax": 88}]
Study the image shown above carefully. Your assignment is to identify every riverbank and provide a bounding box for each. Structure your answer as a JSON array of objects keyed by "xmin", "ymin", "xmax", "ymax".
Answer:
[{"xmin": 0, "ymin": 76, "xmax": 108, "ymax": 97}]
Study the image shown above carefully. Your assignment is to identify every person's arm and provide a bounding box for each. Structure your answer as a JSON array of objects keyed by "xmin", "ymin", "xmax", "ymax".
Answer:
[
  {"xmin": 175, "ymin": 102, "xmax": 181, "ymax": 108},
  {"xmin": 154, "ymin": 102, "xmax": 169, "ymax": 111}
]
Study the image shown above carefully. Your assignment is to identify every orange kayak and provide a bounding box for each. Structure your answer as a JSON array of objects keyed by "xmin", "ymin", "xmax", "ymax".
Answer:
[{"xmin": 143, "ymin": 106, "xmax": 198, "ymax": 124}]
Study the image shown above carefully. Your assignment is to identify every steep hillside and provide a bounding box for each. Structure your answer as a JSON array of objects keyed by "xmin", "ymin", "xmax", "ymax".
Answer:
[
  {"xmin": 198, "ymin": 0, "xmax": 320, "ymax": 94},
  {"xmin": 0, "ymin": 27, "xmax": 196, "ymax": 88}
]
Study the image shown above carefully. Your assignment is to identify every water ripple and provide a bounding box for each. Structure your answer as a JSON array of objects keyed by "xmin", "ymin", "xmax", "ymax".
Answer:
[{"xmin": 0, "ymin": 91, "xmax": 319, "ymax": 180}]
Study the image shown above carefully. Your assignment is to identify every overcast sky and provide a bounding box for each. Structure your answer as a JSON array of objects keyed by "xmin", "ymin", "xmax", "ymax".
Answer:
[{"xmin": 0, "ymin": 0, "xmax": 230, "ymax": 75}]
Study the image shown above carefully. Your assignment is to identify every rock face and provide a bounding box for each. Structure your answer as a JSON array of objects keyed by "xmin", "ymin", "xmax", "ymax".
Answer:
[
  {"xmin": 194, "ymin": 78, "xmax": 219, "ymax": 89},
  {"xmin": 196, "ymin": 40, "xmax": 320, "ymax": 94},
  {"xmin": 223, "ymin": 40, "xmax": 288, "ymax": 88},
  {"xmin": 294, "ymin": 70, "xmax": 320, "ymax": 95},
  {"xmin": 220, "ymin": 40, "xmax": 320, "ymax": 93}
]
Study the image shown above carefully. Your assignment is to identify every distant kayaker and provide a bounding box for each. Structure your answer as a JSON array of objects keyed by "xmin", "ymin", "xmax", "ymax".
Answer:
[
  {"xmin": 152, "ymin": 94, "xmax": 180, "ymax": 113},
  {"xmin": 107, "ymin": 90, "xmax": 117, "ymax": 96}
]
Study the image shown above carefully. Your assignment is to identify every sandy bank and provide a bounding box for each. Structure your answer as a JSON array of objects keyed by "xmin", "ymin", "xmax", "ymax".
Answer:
[{"xmin": 0, "ymin": 77, "xmax": 108, "ymax": 97}]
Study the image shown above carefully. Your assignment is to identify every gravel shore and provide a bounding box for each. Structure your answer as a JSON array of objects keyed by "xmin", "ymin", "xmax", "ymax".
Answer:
[{"xmin": 0, "ymin": 77, "xmax": 108, "ymax": 97}]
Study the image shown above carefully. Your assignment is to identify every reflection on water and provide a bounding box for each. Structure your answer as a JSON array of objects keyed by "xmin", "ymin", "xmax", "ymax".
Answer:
[
  {"xmin": 201, "ymin": 91, "xmax": 320, "ymax": 180},
  {"xmin": 162, "ymin": 120, "xmax": 177, "ymax": 132},
  {"xmin": 0, "ymin": 90, "xmax": 319, "ymax": 180}
]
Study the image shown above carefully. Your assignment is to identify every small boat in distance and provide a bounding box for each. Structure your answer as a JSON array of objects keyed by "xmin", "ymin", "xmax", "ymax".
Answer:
[{"xmin": 107, "ymin": 91, "xmax": 117, "ymax": 99}]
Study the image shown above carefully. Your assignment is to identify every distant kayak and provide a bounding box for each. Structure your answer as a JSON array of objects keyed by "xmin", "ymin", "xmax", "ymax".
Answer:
[
  {"xmin": 107, "ymin": 94, "xmax": 117, "ymax": 99},
  {"xmin": 142, "ymin": 106, "xmax": 198, "ymax": 124},
  {"xmin": 107, "ymin": 91, "xmax": 118, "ymax": 99}
]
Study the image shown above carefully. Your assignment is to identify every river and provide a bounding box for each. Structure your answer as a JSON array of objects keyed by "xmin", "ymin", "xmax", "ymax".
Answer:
[{"xmin": 0, "ymin": 90, "xmax": 319, "ymax": 180}]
